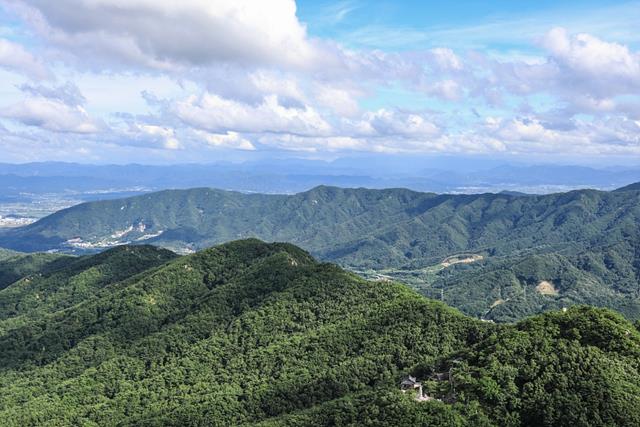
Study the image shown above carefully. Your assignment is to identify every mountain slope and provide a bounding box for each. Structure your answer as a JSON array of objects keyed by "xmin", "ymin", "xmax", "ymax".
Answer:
[
  {"xmin": 614, "ymin": 181, "xmax": 640, "ymax": 192},
  {"xmin": 0, "ymin": 245, "xmax": 177, "ymax": 334},
  {"xmin": 2, "ymin": 186, "xmax": 640, "ymax": 321},
  {"xmin": 427, "ymin": 242, "xmax": 640, "ymax": 322},
  {"xmin": 3, "ymin": 186, "xmax": 640, "ymax": 264},
  {"xmin": 0, "ymin": 251, "xmax": 72, "ymax": 291},
  {"xmin": 0, "ymin": 240, "xmax": 639, "ymax": 426}
]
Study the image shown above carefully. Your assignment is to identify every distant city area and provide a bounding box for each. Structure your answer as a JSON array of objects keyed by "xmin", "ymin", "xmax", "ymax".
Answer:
[
  {"xmin": 0, "ymin": 188, "xmax": 151, "ymax": 228},
  {"xmin": 0, "ymin": 195, "xmax": 78, "ymax": 227}
]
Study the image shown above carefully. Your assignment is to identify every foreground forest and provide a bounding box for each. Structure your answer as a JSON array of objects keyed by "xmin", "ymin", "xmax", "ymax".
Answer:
[
  {"xmin": 0, "ymin": 240, "xmax": 639, "ymax": 426},
  {"xmin": 2, "ymin": 185, "xmax": 640, "ymax": 321}
]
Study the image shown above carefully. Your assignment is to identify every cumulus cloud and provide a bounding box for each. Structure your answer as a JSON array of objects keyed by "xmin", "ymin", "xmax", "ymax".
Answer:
[
  {"xmin": 0, "ymin": 82, "xmax": 105, "ymax": 133},
  {"xmin": 132, "ymin": 124, "xmax": 182, "ymax": 150},
  {"xmin": 0, "ymin": 38, "xmax": 49, "ymax": 79},
  {"xmin": 346, "ymin": 109, "xmax": 441, "ymax": 138},
  {"xmin": 542, "ymin": 27, "xmax": 640, "ymax": 97},
  {"xmin": 173, "ymin": 92, "xmax": 332, "ymax": 136},
  {"xmin": 430, "ymin": 48, "xmax": 463, "ymax": 71},
  {"xmin": 194, "ymin": 130, "xmax": 255, "ymax": 151},
  {"xmin": 188, "ymin": 105, "xmax": 444, "ymax": 153},
  {"xmin": 15, "ymin": 0, "xmax": 320, "ymax": 70},
  {"xmin": 499, "ymin": 29, "xmax": 639, "ymax": 101},
  {"xmin": 164, "ymin": 88, "xmax": 441, "ymax": 146},
  {"xmin": 1, "ymin": 96, "xmax": 102, "ymax": 134},
  {"xmin": 312, "ymin": 84, "xmax": 361, "ymax": 116},
  {"xmin": 494, "ymin": 117, "xmax": 557, "ymax": 142},
  {"xmin": 478, "ymin": 114, "xmax": 640, "ymax": 155},
  {"xmin": 426, "ymin": 79, "xmax": 463, "ymax": 101},
  {"xmin": 248, "ymin": 71, "xmax": 306, "ymax": 102}
]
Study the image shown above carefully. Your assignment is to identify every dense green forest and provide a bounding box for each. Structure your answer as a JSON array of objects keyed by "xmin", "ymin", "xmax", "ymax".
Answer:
[
  {"xmin": 2, "ymin": 185, "xmax": 640, "ymax": 321},
  {"xmin": 390, "ymin": 240, "xmax": 640, "ymax": 322},
  {"xmin": 0, "ymin": 250, "xmax": 71, "ymax": 290},
  {"xmin": 0, "ymin": 245, "xmax": 176, "ymax": 335},
  {"xmin": 0, "ymin": 239, "xmax": 639, "ymax": 426}
]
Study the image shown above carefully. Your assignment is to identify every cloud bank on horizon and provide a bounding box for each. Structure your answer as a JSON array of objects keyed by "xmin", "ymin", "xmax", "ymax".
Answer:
[{"xmin": 0, "ymin": 0, "xmax": 639, "ymax": 163}]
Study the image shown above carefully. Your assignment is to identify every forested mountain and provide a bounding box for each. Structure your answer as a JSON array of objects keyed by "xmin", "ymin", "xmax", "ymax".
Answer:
[
  {"xmin": 615, "ymin": 182, "xmax": 640, "ymax": 192},
  {"xmin": 0, "ymin": 239, "xmax": 639, "ymax": 426},
  {"xmin": 0, "ymin": 251, "xmax": 71, "ymax": 291},
  {"xmin": 3, "ymin": 185, "xmax": 640, "ymax": 264},
  {"xmin": 1, "ymin": 185, "xmax": 640, "ymax": 321},
  {"xmin": 0, "ymin": 245, "xmax": 176, "ymax": 335}
]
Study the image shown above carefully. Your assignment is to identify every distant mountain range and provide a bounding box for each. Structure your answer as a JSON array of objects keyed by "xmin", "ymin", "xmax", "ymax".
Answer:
[
  {"xmin": 1, "ymin": 239, "xmax": 639, "ymax": 425},
  {"xmin": 2, "ymin": 184, "xmax": 640, "ymax": 321},
  {"xmin": 2, "ymin": 160, "xmax": 640, "ymax": 197}
]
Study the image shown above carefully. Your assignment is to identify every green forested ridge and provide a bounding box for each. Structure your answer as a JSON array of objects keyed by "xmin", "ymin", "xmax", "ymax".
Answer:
[
  {"xmin": 0, "ymin": 251, "xmax": 71, "ymax": 291},
  {"xmin": 7, "ymin": 186, "xmax": 640, "ymax": 265},
  {"xmin": 2, "ymin": 185, "xmax": 640, "ymax": 321},
  {"xmin": 0, "ymin": 245, "xmax": 177, "ymax": 334},
  {"xmin": 0, "ymin": 239, "xmax": 639, "ymax": 426}
]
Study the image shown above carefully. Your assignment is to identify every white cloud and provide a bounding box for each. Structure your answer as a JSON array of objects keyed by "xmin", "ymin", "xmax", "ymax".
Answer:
[
  {"xmin": 1, "ymin": 97, "xmax": 101, "ymax": 133},
  {"xmin": 0, "ymin": 81, "xmax": 104, "ymax": 134},
  {"xmin": 347, "ymin": 109, "xmax": 441, "ymax": 138},
  {"xmin": 495, "ymin": 118, "xmax": 557, "ymax": 142},
  {"xmin": 133, "ymin": 124, "xmax": 182, "ymax": 150},
  {"xmin": 478, "ymin": 114, "xmax": 640, "ymax": 155},
  {"xmin": 312, "ymin": 84, "xmax": 360, "ymax": 116},
  {"xmin": 427, "ymin": 79, "xmax": 462, "ymax": 101},
  {"xmin": 16, "ymin": 0, "xmax": 319, "ymax": 70},
  {"xmin": 542, "ymin": 27, "xmax": 640, "ymax": 97},
  {"xmin": 430, "ymin": 48, "xmax": 463, "ymax": 71},
  {"xmin": 0, "ymin": 38, "xmax": 49, "ymax": 79},
  {"xmin": 249, "ymin": 71, "xmax": 306, "ymax": 102},
  {"xmin": 194, "ymin": 130, "xmax": 255, "ymax": 151},
  {"xmin": 174, "ymin": 92, "xmax": 332, "ymax": 136}
]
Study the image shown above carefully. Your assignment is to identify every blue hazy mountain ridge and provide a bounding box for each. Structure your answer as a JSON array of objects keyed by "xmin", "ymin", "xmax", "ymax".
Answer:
[
  {"xmin": 2, "ymin": 161, "xmax": 640, "ymax": 196},
  {"xmin": 2, "ymin": 184, "xmax": 640, "ymax": 322},
  {"xmin": 614, "ymin": 182, "xmax": 640, "ymax": 192},
  {"xmin": 0, "ymin": 174, "xmax": 129, "ymax": 195}
]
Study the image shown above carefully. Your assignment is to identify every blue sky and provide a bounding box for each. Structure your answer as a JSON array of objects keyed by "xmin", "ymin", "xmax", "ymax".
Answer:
[
  {"xmin": 299, "ymin": 1, "xmax": 640, "ymax": 48},
  {"xmin": 0, "ymin": 1, "xmax": 639, "ymax": 164}
]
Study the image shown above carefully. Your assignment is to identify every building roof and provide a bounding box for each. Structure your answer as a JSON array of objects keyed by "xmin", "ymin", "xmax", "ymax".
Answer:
[{"xmin": 400, "ymin": 375, "xmax": 418, "ymax": 385}]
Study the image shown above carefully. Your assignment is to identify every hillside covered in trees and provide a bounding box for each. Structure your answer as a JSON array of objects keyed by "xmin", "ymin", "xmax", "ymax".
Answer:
[
  {"xmin": 1, "ymin": 185, "xmax": 640, "ymax": 321},
  {"xmin": 0, "ymin": 239, "xmax": 639, "ymax": 426}
]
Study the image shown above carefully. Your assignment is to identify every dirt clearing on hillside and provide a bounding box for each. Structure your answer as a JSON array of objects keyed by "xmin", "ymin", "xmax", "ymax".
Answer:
[
  {"xmin": 441, "ymin": 254, "xmax": 484, "ymax": 267},
  {"xmin": 536, "ymin": 280, "xmax": 558, "ymax": 296}
]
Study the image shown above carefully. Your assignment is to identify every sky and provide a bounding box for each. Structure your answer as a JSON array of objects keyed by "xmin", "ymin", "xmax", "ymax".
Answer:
[{"xmin": 0, "ymin": 0, "xmax": 639, "ymax": 165}]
